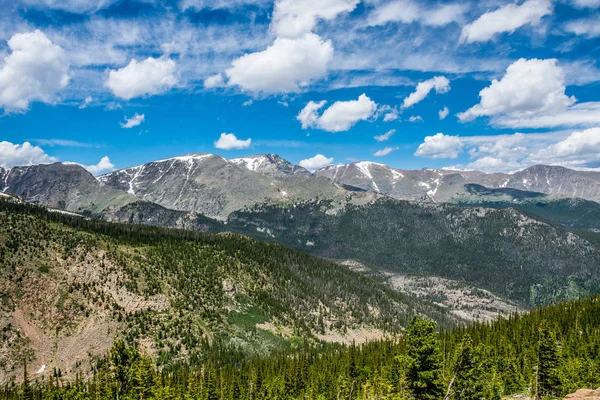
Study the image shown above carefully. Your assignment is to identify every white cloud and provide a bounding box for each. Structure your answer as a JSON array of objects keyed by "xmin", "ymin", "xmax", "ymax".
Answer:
[
  {"xmin": 297, "ymin": 94, "xmax": 378, "ymax": 132},
  {"xmin": 271, "ymin": 0, "xmax": 359, "ymax": 38},
  {"xmin": 570, "ymin": 0, "xmax": 600, "ymax": 8},
  {"xmin": 367, "ymin": 1, "xmax": 467, "ymax": 27},
  {"xmin": 565, "ymin": 19, "xmax": 600, "ymax": 38},
  {"xmin": 35, "ymin": 139, "xmax": 99, "ymax": 148},
  {"xmin": 374, "ymin": 129, "xmax": 395, "ymax": 142},
  {"xmin": 81, "ymin": 156, "xmax": 115, "ymax": 175},
  {"xmin": 225, "ymin": 33, "xmax": 333, "ymax": 94},
  {"xmin": 383, "ymin": 112, "xmax": 399, "ymax": 122},
  {"xmin": 460, "ymin": 0, "xmax": 552, "ymax": 44},
  {"xmin": 180, "ymin": 0, "xmax": 270, "ymax": 11},
  {"xmin": 297, "ymin": 100, "xmax": 327, "ymax": 129},
  {"xmin": 408, "ymin": 115, "xmax": 423, "ymax": 122},
  {"xmin": 20, "ymin": 0, "xmax": 120, "ymax": 13},
  {"xmin": 0, "ymin": 30, "xmax": 70, "ymax": 113},
  {"xmin": 204, "ymin": 73, "xmax": 225, "ymax": 88},
  {"xmin": 373, "ymin": 147, "xmax": 398, "ymax": 156},
  {"xmin": 106, "ymin": 57, "xmax": 178, "ymax": 100},
  {"xmin": 402, "ymin": 76, "xmax": 450, "ymax": 109},
  {"xmin": 214, "ymin": 133, "xmax": 252, "ymax": 150},
  {"xmin": 0, "ymin": 141, "xmax": 57, "ymax": 168},
  {"xmin": 120, "ymin": 113, "xmax": 145, "ymax": 129},
  {"xmin": 439, "ymin": 106, "xmax": 449, "ymax": 120},
  {"xmin": 458, "ymin": 58, "xmax": 600, "ymax": 128},
  {"xmin": 529, "ymin": 128, "xmax": 600, "ymax": 168},
  {"xmin": 414, "ymin": 133, "xmax": 463, "ymax": 159},
  {"xmin": 299, "ymin": 154, "xmax": 334, "ymax": 171},
  {"xmin": 79, "ymin": 96, "xmax": 93, "ymax": 109},
  {"xmin": 416, "ymin": 130, "xmax": 600, "ymax": 172}
]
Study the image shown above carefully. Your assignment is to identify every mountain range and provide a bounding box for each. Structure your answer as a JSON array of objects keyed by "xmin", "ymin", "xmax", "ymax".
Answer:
[
  {"xmin": 1, "ymin": 153, "xmax": 600, "ymax": 382},
  {"xmin": 2, "ymin": 156, "xmax": 600, "ymax": 301}
]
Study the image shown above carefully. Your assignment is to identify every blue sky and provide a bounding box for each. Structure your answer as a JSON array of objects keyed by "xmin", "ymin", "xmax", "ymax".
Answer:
[{"xmin": 0, "ymin": 0, "xmax": 599, "ymax": 174}]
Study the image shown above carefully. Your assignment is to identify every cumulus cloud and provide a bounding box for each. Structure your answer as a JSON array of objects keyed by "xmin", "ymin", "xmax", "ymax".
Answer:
[
  {"xmin": 415, "ymin": 133, "xmax": 463, "ymax": 159},
  {"xmin": 299, "ymin": 154, "xmax": 334, "ymax": 171},
  {"xmin": 458, "ymin": 58, "xmax": 600, "ymax": 128},
  {"xmin": 120, "ymin": 113, "xmax": 145, "ymax": 129},
  {"xmin": 383, "ymin": 112, "xmax": 399, "ymax": 122},
  {"xmin": 415, "ymin": 129, "xmax": 600, "ymax": 172},
  {"xmin": 402, "ymin": 76, "xmax": 450, "ymax": 109},
  {"xmin": 529, "ymin": 128, "xmax": 600, "ymax": 168},
  {"xmin": 204, "ymin": 74, "xmax": 225, "ymax": 88},
  {"xmin": 374, "ymin": 129, "xmax": 395, "ymax": 142},
  {"xmin": 0, "ymin": 141, "xmax": 57, "ymax": 168},
  {"xmin": 0, "ymin": 30, "xmax": 70, "ymax": 113},
  {"xmin": 81, "ymin": 156, "xmax": 115, "ymax": 175},
  {"xmin": 271, "ymin": 0, "xmax": 359, "ymax": 38},
  {"xmin": 106, "ymin": 57, "xmax": 178, "ymax": 100},
  {"xmin": 373, "ymin": 147, "xmax": 398, "ymax": 156},
  {"xmin": 367, "ymin": 1, "xmax": 467, "ymax": 27},
  {"xmin": 439, "ymin": 106, "xmax": 449, "ymax": 120},
  {"xmin": 214, "ymin": 133, "xmax": 252, "ymax": 150},
  {"xmin": 565, "ymin": 19, "xmax": 600, "ymax": 38},
  {"xmin": 460, "ymin": 0, "xmax": 552, "ymax": 44},
  {"xmin": 408, "ymin": 115, "xmax": 423, "ymax": 122},
  {"xmin": 225, "ymin": 33, "xmax": 333, "ymax": 94},
  {"xmin": 297, "ymin": 94, "xmax": 378, "ymax": 132}
]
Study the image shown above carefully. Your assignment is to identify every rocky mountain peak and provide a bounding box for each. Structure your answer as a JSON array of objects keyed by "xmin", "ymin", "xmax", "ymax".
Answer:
[{"xmin": 229, "ymin": 154, "xmax": 311, "ymax": 177}]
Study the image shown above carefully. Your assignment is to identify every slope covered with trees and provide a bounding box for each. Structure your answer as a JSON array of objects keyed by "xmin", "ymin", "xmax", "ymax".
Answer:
[
  {"xmin": 10, "ymin": 296, "xmax": 600, "ymax": 399},
  {"xmin": 0, "ymin": 200, "xmax": 453, "ymax": 382},
  {"xmin": 228, "ymin": 199, "xmax": 600, "ymax": 307}
]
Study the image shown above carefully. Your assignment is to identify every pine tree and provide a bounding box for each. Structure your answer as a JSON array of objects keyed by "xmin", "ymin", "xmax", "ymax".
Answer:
[
  {"xmin": 537, "ymin": 321, "xmax": 561, "ymax": 398},
  {"xmin": 447, "ymin": 334, "xmax": 486, "ymax": 400},
  {"xmin": 405, "ymin": 316, "xmax": 443, "ymax": 400}
]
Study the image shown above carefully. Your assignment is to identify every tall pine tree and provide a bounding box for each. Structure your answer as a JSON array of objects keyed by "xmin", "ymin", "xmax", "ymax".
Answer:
[{"xmin": 405, "ymin": 316, "xmax": 443, "ymax": 400}]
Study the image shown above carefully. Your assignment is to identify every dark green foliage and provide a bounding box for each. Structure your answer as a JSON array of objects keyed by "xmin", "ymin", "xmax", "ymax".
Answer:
[
  {"xmin": 228, "ymin": 199, "xmax": 600, "ymax": 306},
  {"xmin": 449, "ymin": 334, "xmax": 487, "ymax": 400},
  {"xmin": 4, "ymin": 295, "xmax": 600, "ymax": 399},
  {"xmin": 537, "ymin": 321, "xmax": 561, "ymax": 398},
  {"xmin": 405, "ymin": 316, "xmax": 443, "ymax": 400},
  {"xmin": 1, "ymin": 200, "xmax": 600, "ymax": 399}
]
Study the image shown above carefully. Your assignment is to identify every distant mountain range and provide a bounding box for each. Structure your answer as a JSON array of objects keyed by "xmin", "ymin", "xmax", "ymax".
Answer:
[
  {"xmin": 3, "ymin": 154, "xmax": 600, "ymax": 220},
  {"xmin": 316, "ymin": 162, "xmax": 600, "ymax": 204},
  {"xmin": 2, "ymin": 153, "xmax": 600, "ymax": 311},
  {"xmin": 96, "ymin": 154, "xmax": 376, "ymax": 219}
]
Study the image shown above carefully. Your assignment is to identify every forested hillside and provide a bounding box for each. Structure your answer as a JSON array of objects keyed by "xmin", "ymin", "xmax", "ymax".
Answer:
[
  {"xmin": 0, "ymin": 200, "xmax": 453, "ymax": 382},
  {"xmin": 228, "ymin": 199, "xmax": 600, "ymax": 307},
  {"xmin": 10, "ymin": 296, "xmax": 600, "ymax": 399}
]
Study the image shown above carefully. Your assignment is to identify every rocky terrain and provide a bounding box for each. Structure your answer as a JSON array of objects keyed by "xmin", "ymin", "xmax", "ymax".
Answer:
[
  {"xmin": 316, "ymin": 161, "xmax": 600, "ymax": 204},
  {"xmin": 98, "ymin": 154, "xmax": 377, "ymax": 219}
]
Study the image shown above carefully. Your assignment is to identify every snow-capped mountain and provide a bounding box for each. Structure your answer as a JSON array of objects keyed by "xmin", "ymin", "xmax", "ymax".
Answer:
[
  {"xmin": 98, "ymin": 153, "xmax": 376, "ymax": 219},
  {"xmin": 230, "ymin": 154, "xmax": 311, "ymax": 178},
  {"xmin": 316, "ymin": 162, "xmax": 600, "ymax": 204}
]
